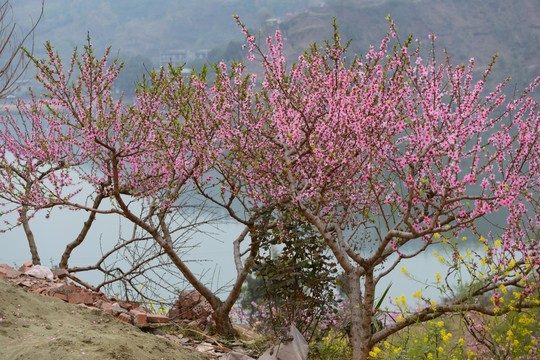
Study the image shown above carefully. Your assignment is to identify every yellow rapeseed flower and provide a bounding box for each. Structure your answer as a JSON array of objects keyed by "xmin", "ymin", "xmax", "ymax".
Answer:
[
  {"xmin": 442, "ymin": 331, "xmax": 452, "ymax": 342},
  {"xmin": 369, "ymin": 347, "xmax": 381, "ymax": 358}
]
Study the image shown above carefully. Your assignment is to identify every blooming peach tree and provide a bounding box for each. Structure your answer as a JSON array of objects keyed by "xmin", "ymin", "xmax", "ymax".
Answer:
[
  {"xmin": 0, "ymin": 38, "xmax": 263, "ymax": 336},
  {"xmin": 199, "ymin": 17, "xmax": 540, "ymax": 358}
]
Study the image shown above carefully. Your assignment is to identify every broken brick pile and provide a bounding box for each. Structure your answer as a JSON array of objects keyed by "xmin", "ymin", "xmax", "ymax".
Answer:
[
  {"xmin": 169, "ymin": 289, "xmax": 214, "ymax": 328},
  {"xmin": 1, "ymin": 262, "xmax": 172, "ymax": 327}
]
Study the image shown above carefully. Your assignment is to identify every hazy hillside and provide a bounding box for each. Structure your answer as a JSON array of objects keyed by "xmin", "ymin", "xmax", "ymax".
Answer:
[
  {"xmin": 11, "ymin": 0, "xmax": 540, "ymax": 93},
  {"xmin": 278, "ymin": 0, "xmax": 540, "ymax": 89},
  {"xmin": 13, "ymin": 0, "xmax": 313, "ymax": 58}
]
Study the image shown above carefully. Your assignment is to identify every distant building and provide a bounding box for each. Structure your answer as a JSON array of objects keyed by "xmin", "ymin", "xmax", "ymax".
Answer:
[
  {"xmin": 159, "ymin": 49, "xmax": 210, "ymax": 67},
  {"xmin": 265, "ymin": 18, "xmax": 280, "ymax": 27}
]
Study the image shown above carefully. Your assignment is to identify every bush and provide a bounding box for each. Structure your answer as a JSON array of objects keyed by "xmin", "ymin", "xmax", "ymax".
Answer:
[{"xmin": 236, "ymin": 211, "xmax": 342, "ymax": 342}]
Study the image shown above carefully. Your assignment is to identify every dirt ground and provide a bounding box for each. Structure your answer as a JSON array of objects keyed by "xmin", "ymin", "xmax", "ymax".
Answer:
[{"xmin": 0, "ymin": 278, "xmax": 209, "ymax": 360}]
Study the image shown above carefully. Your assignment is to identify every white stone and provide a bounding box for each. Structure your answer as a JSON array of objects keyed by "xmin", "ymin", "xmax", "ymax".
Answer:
[{"xmin": 25, "ymin": 265, "xmax": 54, "ymax": 281}]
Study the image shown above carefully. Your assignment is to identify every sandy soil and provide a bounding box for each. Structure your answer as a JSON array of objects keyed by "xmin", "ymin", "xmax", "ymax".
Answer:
[{"xmin": 0, "ymin": 278, "xmax": 209, "ymax": 360}]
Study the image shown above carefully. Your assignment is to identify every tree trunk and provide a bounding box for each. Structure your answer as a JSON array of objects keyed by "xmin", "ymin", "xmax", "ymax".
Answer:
[
  {"xmin": 21, "ymin": 206, "xmax": 40, "ymax": 265},
  {"xmin": 59, "ymin": 194, "xmax": 103, "ymax": 268},
  {"xmin": 360, "ymin": 271, "xmax": 376, "ymax": 359},
  {"xmin": 348, "ymin": 271, "xmax": 364, "ymax": 360},
  {"xmin": 213, "ymin": 304, "xmax": 238, "ymax": 337}
]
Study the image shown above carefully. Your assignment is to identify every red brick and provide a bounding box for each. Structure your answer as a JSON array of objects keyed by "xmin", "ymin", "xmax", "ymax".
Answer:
[
  {"xmin": 0, "ymin": 264, "xmax": 21, "ymax": 279},
  {"xmin": 53, "ymin": 293, "xmax": 68, "ymax": 302},
  {"xmin": 117, "ymin": 313, "xmax": 131, "ymax": 323},
  {"xmin": 119, "ymin": 301, "xmax": 138, "ymax": 311},
  {"xmin": 67, "ymin": 292, "xmax": 94, "ymax": 305},
  {"xmin": 147, "ymin": 313, "xmax": 169, "ymax": 323},
  {"xmin": 177, "ymin": 290, "xmax": 203, "ymax": 308},
  {"xmin": 16, "ymin": 278, "xmax": 35, "ymax": 287},
  {"xmin": 18, "ymin": 261, "xmax": 32, "ymax": 272},
  {"xmin": 100, "ymin": 302, "xmax": 125, "ymax": 315},
  {"xmin": 54, "ymin": 283, "xmax": 77, "ymax": 296},
  {"xmin": 34, "ymin": 287, "xmax": 49, "ymax": 295},
  {"xmin": 168, "ymin": 309, "xmax": 181, "ymax": 320},
  {"xmin": 52, "ymin": 268, "xmax": 69, "ymax": 279},
  {"xmin": 130, "ymin": 310, "xmax": 147, "ymax": 325},
  {"xmin": 100, "ymin": 302, "xmax": 115, "ymax": 314}
]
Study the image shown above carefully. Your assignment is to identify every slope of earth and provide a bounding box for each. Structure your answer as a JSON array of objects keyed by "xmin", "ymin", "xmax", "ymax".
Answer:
[{"xmin": 0, "ymin": 278, "xmax": 208, "ymax": 360}]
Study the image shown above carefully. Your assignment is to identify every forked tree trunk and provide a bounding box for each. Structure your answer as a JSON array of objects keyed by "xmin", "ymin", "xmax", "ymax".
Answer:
[
  {"xmin": 154, "ymin": 232, "xmax": 239, "ymax": 337},
  {"xmin": 133, "ymin": 217, "xmax": 239, "ymax": 336},
  {"xmin": 213, "ymin": 304, "xmax": 237, "ymax": 337},
  {"xmin": 112, "ymin": 185, "xmax": 243, "ymax": 337}
]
